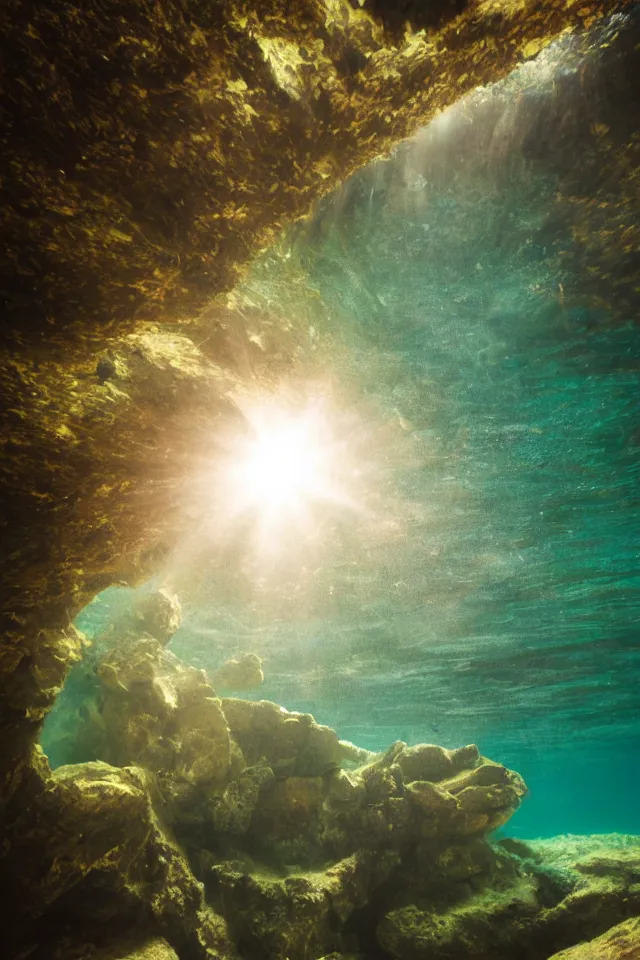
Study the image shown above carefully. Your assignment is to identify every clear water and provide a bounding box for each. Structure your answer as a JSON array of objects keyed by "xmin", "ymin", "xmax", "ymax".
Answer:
[{"xmin": 43, "ymin": 16, "xmax": 640, "ymax": 840}]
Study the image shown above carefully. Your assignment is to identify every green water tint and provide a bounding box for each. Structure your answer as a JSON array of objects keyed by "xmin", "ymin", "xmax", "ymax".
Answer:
[{"xmin": 43, "ymin": 17, "xmax": 640, "ymax": 837}]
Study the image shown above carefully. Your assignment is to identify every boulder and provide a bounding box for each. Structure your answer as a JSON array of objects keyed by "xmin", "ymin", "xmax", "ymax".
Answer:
[
  {"xmin": 222, "ymin": 698, "xmax": 343, "ymax": 777},
  {"xmin": 547, "ymin": 917, "xmax": 640, "ymax": 959},
  {"xmin": 212, "ymin": 653, "xmax": 264, "ymax": 692},
  {"xmin": 132, "ymin": 591, "xmax": 182, "ymax": 646}
]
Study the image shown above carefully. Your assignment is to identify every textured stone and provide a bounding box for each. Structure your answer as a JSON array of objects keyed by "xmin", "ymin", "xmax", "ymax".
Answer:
[
  {"xmin": 208, "ymin": 851, "xmax": 398, "ymax": 960},
  {"xmin": 396, "ymin": 743, "xmax": 456, "ymax": 782},
  {"xmin": 249, "ymin": 775, "xmax": 326, "ymax": 867},
  {"xmin": 547, "ymin": 917, "xmax": 640, "ymax": 959},
  {"xmin": 118, "ymin": 942, "xmax": 179, "ymax": 960},
  {"xmin": 211, "ymin": 652, "xmax": 264, "ymax": 692},
  {"xmin": 96, "ymin": 636, "xmax": 232, "ymax": 791},
  {"xmin": 222, "ymin": 697, "xmax": 343, "ymax": 777},
  {"xmin": 0, "ymin": 750, "xmax": 234, "ymax": 959},
  {"xmin": 521, "ymin": 835, "xmax": 640, "ymax": 952},
  {"xmin": 12, "ymin": 606, "xmax": 538, "ymax": 958},
  {"xmin": 210, "ymin": 761, "xmax": 275, "ymax": 835},
  {"xmin": 377, "ymin": 880, "xmax": 540, "ymax": 960},
  {"xmin": 406, "ymin": 780, "xmax": 459, "ymax": 815},
  {"xmin": 131, "ymin": 591, "xmax": 182, "ymax": 646},
  {"xmin": 44, "ymin": 937, "xmax": 180, "ymax": 960},
  {"xmin": 7, "ymin": 634, "xmax": 640, "ymax": 960},
  {"xmin": 376, "ymin": 835, "xmax": 640, "ymax": 960}
]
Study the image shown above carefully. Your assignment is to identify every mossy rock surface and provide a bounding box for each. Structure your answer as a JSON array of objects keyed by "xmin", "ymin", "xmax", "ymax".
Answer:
[{"xmin": 547, "ymin": 917, "xmax": 640, "ymax": 959}]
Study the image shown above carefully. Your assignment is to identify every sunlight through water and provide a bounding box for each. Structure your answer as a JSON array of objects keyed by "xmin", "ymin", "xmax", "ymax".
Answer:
[
  {"xmin": 227, "ymin": 404, "xmax": 336, "ymax": 514},
  {"xmin": 41, "ymin": 11, "xmax": 640, "ymax": 841}
]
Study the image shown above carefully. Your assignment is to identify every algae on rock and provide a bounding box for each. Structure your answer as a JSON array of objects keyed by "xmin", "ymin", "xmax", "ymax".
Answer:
[
  {"xmin": 30, "ymin": 592, "xmax": 531, "ymax": 959},
  {"xmin": 14, "ymin": 593, "xmax": 640, "ymax": 959},
  {"xmin": 548, "ymin": 917, "xmax": 640, "ymax": 959}
]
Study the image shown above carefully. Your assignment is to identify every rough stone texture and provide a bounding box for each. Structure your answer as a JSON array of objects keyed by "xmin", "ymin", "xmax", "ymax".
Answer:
[
  {"xmin": 207, "ymin": 851, "xmax": 399, "ymax": 960},
  {"xmin": 377, "ymin": 834, "xmax": 640, "ymax": 960},
  {"xmin": 2, "ymin": 748, "xmax": 237, "ymax": 959},
  {"xmin": 0, "ymin": 327, "xmax": 243, "ymax": 804},
  {"xmin": 222, "ymin": 696, "xmax": 345, "ymax": 778},
  {"xmin": 547, "ymin": 917, "xmax": 640, "ymax": 960},
  {"xmin": 100, "ymin": 639, "xmax": 231, "ymax": 783},
  {"xmin": 211, "ymin": 652, "xmax": 264, "ymax": 691},
  {"xmin": 112, "ymin": 942, "xmax": 180, "ymax": 960},
  {"xmin": 42, "ymin": 938, "xmax": 181, "ymax": 960},
  {"xmin": 5, "ymin": 608, "xmax": 640, "ymax": 959},
  {"xmin": 519, "ymin": 835, "xmax": 640, "ymax": 956},
  {"xmin": 46, "ymin": 625, "xmax": 526, "ymax": 863},
  {"xmin": 0, "ymin": 1, "xmax": 638, "ymax": 956},
  {"xmin": 131, "ymin": 590, "xmax": 183, "ymax": 647},
  {"xmin": 23, "ymin": 615, "xmax": 531, "ymax": 959}
]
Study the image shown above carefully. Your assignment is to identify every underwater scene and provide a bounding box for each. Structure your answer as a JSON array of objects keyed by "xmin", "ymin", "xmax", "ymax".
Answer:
[
  {"xmin": 38, "ymin": 11, "xmax": 639, "ymax": 960},
  {"xmin": 43, "ymin": 14, "xmax": 640, "ymax": 838}
]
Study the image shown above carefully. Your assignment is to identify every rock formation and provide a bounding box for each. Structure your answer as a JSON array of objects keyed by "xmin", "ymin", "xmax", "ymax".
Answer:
[
  {"xmin": 548, "ymin": 917, "xmax": 640, "ymax": 960},
  {"xmin": 1, "ymin": 1, "xmax": 639, "ymax": 957},
  {"xmin": 27, "ymin": 597, "xmax": 640, "ymax": 959},
  {"xmin": 211, "ymin": 653, "xmax": 264, "ymax": 692},
  {"xmin": 378, "ymin": 833, "xmax": 640, "ymax": 960}
]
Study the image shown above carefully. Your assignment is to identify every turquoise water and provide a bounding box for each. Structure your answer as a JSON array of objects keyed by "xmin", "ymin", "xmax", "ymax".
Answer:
[{"xmin": 43, "ymin": 16, "xmax": 640, "ymax": 840}]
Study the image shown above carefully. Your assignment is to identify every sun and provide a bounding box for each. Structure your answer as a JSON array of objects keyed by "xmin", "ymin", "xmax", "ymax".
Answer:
[
  {"xmin": 221, "ymin": 400, "xmax": 350, "ymax": 535},
  {"xmin": 233, "ymin": 411, "xmax": 326, "ymax": 512}
]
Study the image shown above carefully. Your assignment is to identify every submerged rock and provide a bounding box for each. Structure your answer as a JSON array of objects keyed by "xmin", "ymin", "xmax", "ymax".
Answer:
[
  {"xmin": 130, "ymin": 589, "xmax": 183, "ymax": 646},
  {"xmin": 338, "ymin": 739, "xmax": 376, "ymax": 767},
  {"xmin": 97, "ymin": 635, "xmax": 232, "ymax": 791},
  {"xmin": 109, "ymin": 941, "xmax": 180, "ymax": 960},
  {"xmin": 377, "ymin": 834, "xmax": 640, "ymax": 960},
  {"xmin": 211, "ymin": 652, "xmax": 264, "ymax": 691},
  {"xmin": 207, "ymin": 851, "xmax": 398, "ymax": 960},
  {"xmin": 395, "ymin": 742, "xmax": 479, "ymax": 782},
  {"xmin": 222, "ymin": 697, "xmax": 344, "ymax": 777},
  {"xmin": 2, "ymin": 2, "xmax": 638, "ymax": 958},
  {"xmin": 547, "ymin": 917, "xmax": 640, "ymax": 959},
  {"xmin": 44, "ymin": 937, "xmax": 180, "ymax": 960},
  {"xmin": 210, "ymin": 761, "xmax": 275, "ymax": 835},
  {"xmin": 23, "ymin": 608, "xmax": 640, "ymax": 960}
]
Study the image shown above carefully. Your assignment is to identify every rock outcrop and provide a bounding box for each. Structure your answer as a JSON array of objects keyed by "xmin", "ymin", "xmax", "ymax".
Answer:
[
  {"xmin": 23, "ymin": 601, "xmax": 529, "ymax": 958},
  {"xmin": 27, "ymin": 603, "xmax": 640, "ymax": 960},
  {"xmin": 211, "ymin": 653, "xmax": 264, "ymax": 692},
  {"xmin": 47, "ymin": 938, "xmax": 182, "ymax": 960},
  {"xmin": 548, "ymin": 917, "xmax": 640, "ymax": 960},
  {"xmin": 377, "ymin": 833, "xmax": 640, "ymax": 960}
]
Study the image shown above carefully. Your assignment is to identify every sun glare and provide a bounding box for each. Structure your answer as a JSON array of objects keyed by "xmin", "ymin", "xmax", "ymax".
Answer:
[
  {"xmin": 234, "ymin": 409, "xmax": 328, "ymax": 512},
  {"xmin": 218, "ymin": 401, "xmax": 353, "ymax": 539}
]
